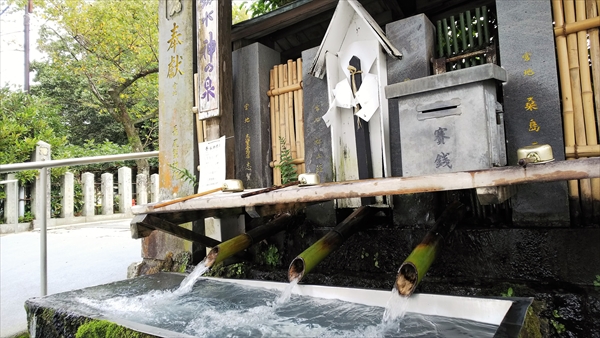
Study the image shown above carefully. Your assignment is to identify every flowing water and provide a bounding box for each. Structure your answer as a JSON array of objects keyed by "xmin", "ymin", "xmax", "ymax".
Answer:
[{"xmin": 69, "ymin": 276, "xmax": 499, "ymax": 337}]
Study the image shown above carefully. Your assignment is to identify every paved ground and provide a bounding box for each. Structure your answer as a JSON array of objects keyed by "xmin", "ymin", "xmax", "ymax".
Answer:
[{"xmin": 0, "ymin": 220, "xmax": 141, "ymax": 337}]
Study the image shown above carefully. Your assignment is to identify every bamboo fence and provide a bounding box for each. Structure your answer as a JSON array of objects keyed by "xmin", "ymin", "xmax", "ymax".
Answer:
[
  {"xmin": 552, "ymin": 0, "xmax": 600, "ymax": 220},
  {"xmin": 268, "ymin": 59, "xmax": 306, "ymax": 185}
]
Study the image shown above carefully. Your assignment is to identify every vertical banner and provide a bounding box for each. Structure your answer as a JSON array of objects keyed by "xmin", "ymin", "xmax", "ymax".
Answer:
[{"xmin": 198, "ymin": 0, "xmax": 220, "ymax": 119}]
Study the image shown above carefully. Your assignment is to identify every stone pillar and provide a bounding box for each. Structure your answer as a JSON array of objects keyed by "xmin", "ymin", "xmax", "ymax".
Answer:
[
  {"xmin": 496, "ymin": 1, "xmax": 569, "ymax": 225},
  {"xmin": 61, "ymin": 172, "xmax": 74, "ymax": 218},
  {"xmin": 4, "ymin": 174, "xmax": 18, "ymax": 226},
  {"xmin": 32, "ymin": 141, "xmax": 51, "ymax": 225},
  {"xmin": 101, "ymin": 173, "xmax": 114, "ymax": 215},
  {"xmin": 147, "ymin": 0, "xmax": 197, "ymax": 262},
  {"xmin": 137, "ymin": 173, "xmax": 148, "ymax": 205},
  {"xmin": 81, "ymin": 172, "xmax": 95, "ymax": 217},
  {"xmin": 386, "ymin": 14, "xmax": 437, "ymax": 226},
  {"xmin": 302, "ymin": 46, "xmax": 336, "ymax": 227},
  {"xmin": 118, "ymin": 167, "xmax": 132, "ymax": 215},
  {"xmin": 150, "ymin": 173, "xmax": 159, "ymax": 203},
  {"xmin": 232, "ymin": 42, "xmax": 279, "ymax": 188}
]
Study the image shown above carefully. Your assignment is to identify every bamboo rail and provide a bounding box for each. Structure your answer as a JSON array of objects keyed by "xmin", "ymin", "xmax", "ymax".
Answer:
[{"xmin": 554, "ymin": 15, "xmax": 600, "ymax": 35}]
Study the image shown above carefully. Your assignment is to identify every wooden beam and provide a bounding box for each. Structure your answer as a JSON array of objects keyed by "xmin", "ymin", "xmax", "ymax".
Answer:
[
  {"xmin": 231, "ymin": 0, "xmax": 338, "ymax": 41},
  {"xmin": 131, "ymin": 214, "xmax": 221, "ymax": 247},
  {"xmin": 132, "ymin": 158, "xmax": 600, "ymax": 214}
]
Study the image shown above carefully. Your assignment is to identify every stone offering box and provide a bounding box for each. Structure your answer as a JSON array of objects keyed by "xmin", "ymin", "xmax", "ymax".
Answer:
[{"xmin": 386, "ymin": 64, "xmax": 508, "ymax": 177}]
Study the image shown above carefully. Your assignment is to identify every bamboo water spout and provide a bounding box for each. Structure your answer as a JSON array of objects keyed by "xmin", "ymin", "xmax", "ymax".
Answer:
[
  {"xmin": 288, "ymin": 206, "xmax": 376, "ymax": 282},
  {"xmin": 395, "ymin": 202, "xmax": 466, "ymax": 297},
  {"xmin": 205, "ymin": 213, "xmax": 294, "ymax": 268}
]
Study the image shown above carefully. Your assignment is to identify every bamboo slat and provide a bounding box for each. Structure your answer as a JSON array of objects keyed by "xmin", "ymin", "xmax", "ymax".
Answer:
[
  {"xmin": 273, "ymin": 66, "xmax": 281, "ymax": 185},
  {"xmin": 587, "ymin": 0, "xmax": 600, "ymax": 139},
  {"xmin": 552, "ymin": 0, "xmax": 581, "ymax": 210},
  {"xmin": 295, "ymin": 59, "xmax": 306, "ymax": 174},
  {"xmin": 576, "ymin": 0, "xmax": 600, "ymax": 210},
  {"xmin": 564, "ymin": 0, "xmax": 594, "ymax": 216},
  {"xmin": 291, "ymin": 60, "xmax": 302, "ymax": 175},
  {"xmin": 267, "ymin": 82, "xmax": 303, "ymax": 96},
  {"xmin": 286, "ymin": 60, "xmax": 298, "ymax": 166},
  {"xmin": 269, "ymin": 69, "xmax": 278, "ymax": 186}
]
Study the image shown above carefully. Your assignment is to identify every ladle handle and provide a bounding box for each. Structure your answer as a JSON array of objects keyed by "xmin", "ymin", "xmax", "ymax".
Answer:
[
  {"xmin": 241, "ymin": 181, "xmax": 300, "ymax": 198},
  {"xmin": 152, "ymin": 187, "xmax": 222, "ymax": 209}
]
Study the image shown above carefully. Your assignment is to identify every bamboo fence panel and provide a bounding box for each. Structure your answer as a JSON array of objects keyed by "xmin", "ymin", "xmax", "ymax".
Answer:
[
  {"xmin": 553, "ymin": 0, "xmax": 600, "ymax": 220},
  {"xmin": 268, "ymin": 59, "xmax": 306, "ymax": 185}
]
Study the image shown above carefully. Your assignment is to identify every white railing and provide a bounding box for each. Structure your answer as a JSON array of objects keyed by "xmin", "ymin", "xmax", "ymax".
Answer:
[{"xmin": 0, "ymin": 145, "xmax": 158, "ymax": 296}]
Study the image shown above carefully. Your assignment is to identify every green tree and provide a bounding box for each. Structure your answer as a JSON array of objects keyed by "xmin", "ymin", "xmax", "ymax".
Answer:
[
  {"xmin": 244, "ymin": 0, "xmax": 296, "ymax": 17},
  {"xmin": 35, "ymin": 0, "xmax": 159, "ymax": 175},
  {"xmin": 0, "ymin": 86, "xmax": 68, "ymax": 166},
  {"xmin": 232, "ymin": 2, "xmax": 251, "ymax": 24},
  {"xmin": 30, "ymin": 61, "xmax": 128, "ymax": 146}
]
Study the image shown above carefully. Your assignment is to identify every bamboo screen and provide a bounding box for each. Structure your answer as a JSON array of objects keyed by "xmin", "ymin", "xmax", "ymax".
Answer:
[
  {"xmin": 268, "ymin": 59, "xmax": 306, "ymax": 185},
  {"xmin": 552, "ymin": 0, "xmax": 600, "ymax": 221},
  {"xmin": 434, "ymin": 5, "xmax": 497, "ymax": 73}
]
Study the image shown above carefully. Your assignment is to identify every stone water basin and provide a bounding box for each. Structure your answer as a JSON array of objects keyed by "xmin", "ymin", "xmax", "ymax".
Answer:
[{"xmin": 25, "ymin": 272, "xmax": 530, "ymax": 337}]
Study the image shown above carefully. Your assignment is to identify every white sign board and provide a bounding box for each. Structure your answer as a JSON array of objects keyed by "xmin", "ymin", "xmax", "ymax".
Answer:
[{"xmin": 198, "ymin": 136, "xmax": 226, "ymax": 191}]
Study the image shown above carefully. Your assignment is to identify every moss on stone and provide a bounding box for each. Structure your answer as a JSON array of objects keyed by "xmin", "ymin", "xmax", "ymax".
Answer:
[
  {"xmin": 75, "ymin": 319, "xmax": 155, "ymax": 338},
  {"xmin": 518, "ymin": 306, "xmax": 543, "ymax": 338}
]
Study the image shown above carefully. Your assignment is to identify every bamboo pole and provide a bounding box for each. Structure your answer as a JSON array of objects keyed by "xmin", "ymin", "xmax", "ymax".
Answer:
[
  {"xmin": 132, "ymin": 158, "xmax": 600, "ymax": 214},
  {"xmin": 297, "ymin": 58, "xmax": 306, "ymax": 173},
  {"xmin": 566, "ymin": 145, "xmax": 600, "ymax": 158},
  {"xmin": 267, "ymin": 82, "xmax": 303, "ymax": 96},
  {"xmin": 270, "ymin": 69, "xmax": 278, "ymax": 185},
  {"xmin": 588, "ymin": 0, "xmax": 600, "ymax": 137},
  {"xmin": 395, "ymin": 202, "xmax": 465, "ymax": 297},
  {"xmin": 273, "ymin": 66, "xmax": 281, "ymax": 185},
  {"xmin": 288, "ymin": 206, "xmax": 375, "ymax": 282},
  {"xmin": 577, "ymin": 0, "xmax": 600, "ymax": 215},
  {"xmin": 152, "ymin": 187, "xmax": 222, "ymax": 209},
  {"xmin": 293, "ymin": 60, "xmax": 304, "ymax": 175},
  {"xmin": 287, "ymin": 60, "xmax": 298, "ymax": 167},
  {"xmin": 554, "ymin": 15, "xmax": 600, "ymax": 35},
  {"xmin": 565, "ymin": 0, "xmax": 594, "ymax": 218},
  {"xmin": 205, "ymin": 213, "xmax": 293, "ymax": 268},
  {"xmin": 280, "ymin": 64, "xmax": 289, "ymax": 152},
  {"xmin": 552, "ymin": 0, "xmax": 581, "ymax": 215}
]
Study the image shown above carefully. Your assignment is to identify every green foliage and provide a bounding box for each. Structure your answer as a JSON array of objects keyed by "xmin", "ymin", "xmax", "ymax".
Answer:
[
  {"xmin": 232, "ymin": 3, "xmax": 250, "ymax": 24},
  {"xmin": 35, "ymin": 0, "xmax": 160, "ymax": 173},
  {"xmin": 243, "ymin": 0, "xmax": 296, "ymax": 17},
  {"xmin": 277, "ymin": 137, "xmax": 297, "ymax": 184},
  {"xmin": 550, "ymin": 310, "xmax": 566, "ymax": 334},
  {"xmin": 169, "ymin": 164, "xmax": 198, "ymax": 190},
  {"xmin": 75, "ymin": 319, "xmax": 151, "ymax": 338},
  {"xmin": 594, "ymin": 275, "xmax": 600, "ymax": 287},
  {"xmin": 0, "ymin": 87, "xmax": 68, "ymax": 166},
  {"xmin": 261, "ymin": 244, "xmax": 280, "ymax": 267},
  {"xmin": 501, "ymin": 287, "xmax": 514, "ymax": 297}
]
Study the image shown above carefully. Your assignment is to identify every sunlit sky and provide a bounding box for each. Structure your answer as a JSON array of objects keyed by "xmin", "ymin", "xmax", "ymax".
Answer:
[
  {"xmin": 0, "ymin": 0, "xmax": 44, "ymax": 89},
  {"xmin": 0, "ymin": 0, "xmax": 249, "ymax": 90}
]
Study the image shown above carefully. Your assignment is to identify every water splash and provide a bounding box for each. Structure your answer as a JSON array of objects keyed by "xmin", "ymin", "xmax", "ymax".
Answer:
[
  {"xmin": 274, "ymin": 277, "xmax": 299, "ymax": 305},
  {"xmin": 382, "ymin": 287, "xmax": 409, "ymax": 323},
  {"xmin": 174, "ymin": 259, "xmax": 210, "ymax": 295}
]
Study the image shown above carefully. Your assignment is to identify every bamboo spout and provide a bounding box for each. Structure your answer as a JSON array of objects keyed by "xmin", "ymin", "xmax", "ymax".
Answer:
[
  {"xmin": 288, "ymin": 206, "xmax": 375, "ymax": 282},
  {"xmin": 395, "ymin": 201, "xmax": 465, "ymax": 297},
  {"xmin": 205, "ymin": 213, "xmax": 294, "ymax": 268}
]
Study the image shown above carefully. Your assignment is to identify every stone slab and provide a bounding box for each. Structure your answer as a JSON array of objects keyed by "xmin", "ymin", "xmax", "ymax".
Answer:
[
  {"xmin": 385, "ymin": 14, "xmax": 437, "ymax": 226},
  {"xmin": 496, "ymin": 0, "xmax": 569, "ymax": 225},
  {"xmin": 232, "ymin": 42, "xmax": 280, "ymax": 189},
  {"xmin": 302, "ymin": 46, "xmax": 335, "ymax": 226}
]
